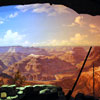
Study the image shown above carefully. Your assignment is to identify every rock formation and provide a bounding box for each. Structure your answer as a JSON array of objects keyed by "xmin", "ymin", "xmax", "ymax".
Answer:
[
  {"xmin": 3, "ymin": 55, "xmax": 75, "ymax": 81},
  {"xmin": 0, "ymin": 60, "xmax": 7, "ymax": 72}
]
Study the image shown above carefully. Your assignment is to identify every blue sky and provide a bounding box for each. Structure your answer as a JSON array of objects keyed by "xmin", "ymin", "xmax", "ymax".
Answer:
[{"xmin": 0, "ymin": 4, "xmax": 100, "ymax": 46}]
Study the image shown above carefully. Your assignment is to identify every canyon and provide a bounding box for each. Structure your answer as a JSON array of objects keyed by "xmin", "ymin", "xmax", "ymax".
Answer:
[{"xmin": 0, "ymin": 46, "xmax": 99, "ymax": 97}]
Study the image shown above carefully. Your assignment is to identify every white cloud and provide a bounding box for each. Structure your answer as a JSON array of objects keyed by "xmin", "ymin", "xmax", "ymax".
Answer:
[
  {"xmin": 75, "ymin": 16, "xmax": 84, "ymax": 25},
  {"xmin": 89, "ymin": 24, "xmax": 96, "ymax": 28},
  {"xmin": 9, "ymin": 12, "xmax": 18, "ymax": 18},
  {"xmin": 0, "ymin": 20, "xmax": 4, "ymax": 24},
  {"xmin": 89, "ymin": 24, "xmax": 100, "ymax": 33},
  {"xmin": 48, "ymin": 12, "xmax": 57, "ymax": 16},
  {"xmin": 4, "ymin": 30, "xmax": 24, "ymax": 41},
  {"xmin": 0, "ymin": 30, "xmax": 26, "ymax": 46},
  {"xmin": 31, "ymin": 33, "xmax": 89, "ymax": 46},
  {"xmin": 32, "ymin": 4, "xmax": 50, "ymax": 13},
  {"xmin": 68, "ymin": 33, "xmax": 100, "ymax": 46},
  {"xmin": 89, "ymin": 29, "xmax": 99, "ymax": 33},
  {"xmin": 70, "ymin": 33, "xmax": 87, "ymax": 42},
  {"xmin": 69, "ymin": 33, "xmax": 89, "ymax": 45},
  {"xmin": 16, "ymin": 4, "xmax": 34, "ymax": 12},
  {"xmin": 0, "ymin": 17, "xmax": 4, "ymax": 24},
  {"xmin": 47, "ymin": 40, "xmax": 69, "ymax": 46},
  {"xmin": 67, "ymin": 23, "xmax": 76, "ymax": 27},
  {"xmin": 51, "ymin": 5, "xmax": 70, "ymax": 14},
  {"xmin": 32, "ymin": 40, "xmax": 70, "ymax": 46},
  {"xmin": 30, "ymin": 33, "xmax": 100, "ymax": 46},
  {"xmin": 22, "ymin": 41, "xmax": 31, "ymax": 46},
  {"xmin": 16, "ymin": 4, "xmax": 69, "ymax": 16},
  {"xmin": 68, "ymin": 16, "xmax": 84, "ymax": 27}
]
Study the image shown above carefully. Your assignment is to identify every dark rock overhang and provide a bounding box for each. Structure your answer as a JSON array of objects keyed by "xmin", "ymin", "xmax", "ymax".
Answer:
[{"xmin": 0, "ymin": 0, "xmax": 100, "ymax": 16}]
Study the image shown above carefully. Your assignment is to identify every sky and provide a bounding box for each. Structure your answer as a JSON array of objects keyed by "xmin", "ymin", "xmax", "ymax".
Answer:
[{"xmin": 0, "ymin": 4, "xmax": 100, "ymax": 46}]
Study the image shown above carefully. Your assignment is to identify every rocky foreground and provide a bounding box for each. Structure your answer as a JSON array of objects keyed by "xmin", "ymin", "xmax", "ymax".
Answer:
[{"xmin": 0, "ymin": 85, "xmax": 99, "ymax": 100}]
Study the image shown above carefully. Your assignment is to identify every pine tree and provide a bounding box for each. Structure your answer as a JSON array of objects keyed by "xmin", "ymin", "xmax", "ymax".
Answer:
[
  {"xmin": 13, "ymin": 69, "xmax": 26, "ymax": 86},
  {"xmin": 0, "ymin": 78, "xmax": 4, "ymax": 86}
]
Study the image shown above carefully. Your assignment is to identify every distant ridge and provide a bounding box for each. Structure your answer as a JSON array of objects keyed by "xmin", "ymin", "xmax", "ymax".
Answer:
[
  {"xmin": 0, "ymin": 46, "xmax": 49, "ymax": 55},
  {"xmin": 7, "ymin": 47, "xmax": 16, "ymax": 53}
]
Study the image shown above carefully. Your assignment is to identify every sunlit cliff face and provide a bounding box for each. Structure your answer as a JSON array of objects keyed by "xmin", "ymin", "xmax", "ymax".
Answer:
[{"xmin": 0, "ymin": 4, "xmax": 100, "ymax": 46}]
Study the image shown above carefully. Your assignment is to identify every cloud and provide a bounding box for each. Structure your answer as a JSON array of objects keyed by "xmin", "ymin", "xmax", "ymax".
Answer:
[
  {"xmin": 22, "ymin": 41, "xmax": 31, "ymax": 46},
  {"xmin": 70, "ymin": 33, "xmax": 87, "ymax": 42},
  {"xmin": 67, "ymin": 23, "xmax": 76, "ymax": 27},
  {"xmin": 69, "ymin": 33, "xmax": 100, "ymax": 46},
  {"xmin": 32, "ymin": 40, "xmax": 70, "ymax": 46},
  {"xmin": 89, "ymin": 24, "xmax": 100, "ymax": 33},
  {"xmin": 16, "ymin": 4, "xmax": 34, "ymax": 12},
  {"xmin": 30, "ymin": 33, "xmax": 100, "ymax": 46},
  {"xmin": 52, "ymin": 33, "xmax": 88, "ymax": 46},
  {"xmin": 0, "ymin": 12, "xmax": 18, "ymax": 25},
  {"xmin": 16, "ymin": 4, "xmax": 69, "ymax": 16},
  {"xmin": 32, "ymin": 33, "xmax": 89, "ymax": 46},
  {"xmin": 89, "ymin": 29, "xmax": 99, "ymax": 33},
  {"xmin": 0, "ymin": 17, "xmax": 4, "ymax": 24},
  {"xmin": 89, "ymin": 24, "xmax": 96, "ymax": 28},
  {"xmin": 75, "ymin": 16, "xmax": 84, "ymax": 25},
  {"xmin": 47, "ymin": 40, "xmax": 70, "ymax": 46},
  {"xmin": 68, "ymin": 16, "xmax": 84, "ymax": 27},
  {"xmin": 69, "ymin": 33, "xmax": 89, "ymax": 45},
  {"xmin": 0, "ymin": 30, "xmax": 26, "ymax": 46},
  {"xmin": 0, "ymin": 20, "xmax": 4, "ymax": 24},
  {"xmin": 51, "ymin": 5, "xmax": 70, "ymax": 14},
  {"xmin": 9, "ymin": 12, "xmax": 18, "ymax": 18}
]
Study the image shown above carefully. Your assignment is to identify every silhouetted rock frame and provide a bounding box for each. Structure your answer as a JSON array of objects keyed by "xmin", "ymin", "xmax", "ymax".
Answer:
[{"xmin": 0, "ymin": 0, "xmax": 100, "ymax": 16}]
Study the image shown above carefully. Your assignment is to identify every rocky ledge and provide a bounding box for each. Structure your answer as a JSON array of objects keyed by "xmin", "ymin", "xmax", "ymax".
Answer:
[{"xmin": 0, "ymin": 84, "xmax": 99, "ymax": 100}]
